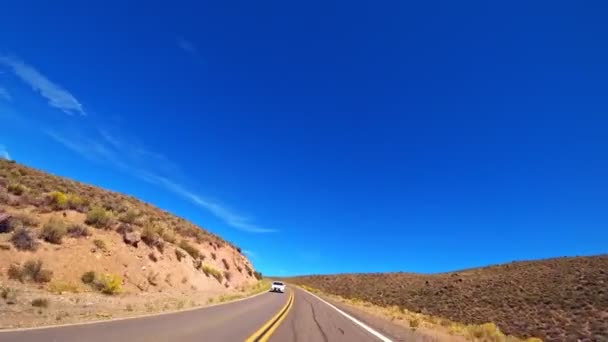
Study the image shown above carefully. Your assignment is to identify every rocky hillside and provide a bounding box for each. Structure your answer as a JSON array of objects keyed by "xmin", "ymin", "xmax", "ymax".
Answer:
[
  {"xmin": 287, "ymin": 256, "xmax": 608, "ymax": 342},
  {"xmin": 0, "ymin": 159, "xmax": 262, "ymax": 327}
]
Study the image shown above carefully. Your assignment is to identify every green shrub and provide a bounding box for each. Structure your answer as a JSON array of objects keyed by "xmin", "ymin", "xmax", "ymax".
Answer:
[
  {"xmin": 41, "ymin": 219, "xmax": 67, "ymax": 244},
  {"xmin": 67, "ymin": 224, "xmax": 90, "ymax": 238},
  {"xmin": 95, "ymin": 274, "xmax": 122, "ymax": 295},
  {"xmin": 85, "ymin": 206, "xmax": 112, "ymax": 229},
  {"xmin": 7, "ymin": 183, "xmax": 27, "ymax": 195},
  {"xmin": 10, "ymin": 228, "xmax": 38, "ymax": 251},
  {"xmin": 179, "ymin": 240, "xmax": 200, "ymax": 259},
  {"xmin": 31, "ymin": 298, "xmax": 49, "ymax": 308},
  {"xmin": 93, "ymin": 239, "xmax": 107, "ymax": 251},
  {"xmin": 81, "ymin": 271, "xmax": 96, "ymax": 284}
]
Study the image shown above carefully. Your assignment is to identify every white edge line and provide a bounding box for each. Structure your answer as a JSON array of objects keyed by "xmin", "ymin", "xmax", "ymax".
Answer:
[
  {"xmin": 299, "ymin": 287, "xmax": 393, "ymax": 342},
  {"xmin": 0, "ymin": 289, "xmax": 269, "ymax": 333}
]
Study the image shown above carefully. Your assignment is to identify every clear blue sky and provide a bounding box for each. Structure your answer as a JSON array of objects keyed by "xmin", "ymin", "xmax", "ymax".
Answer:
[{"xmin": 1, "ymin": 1, "xmax": 607, "ymax": 276}]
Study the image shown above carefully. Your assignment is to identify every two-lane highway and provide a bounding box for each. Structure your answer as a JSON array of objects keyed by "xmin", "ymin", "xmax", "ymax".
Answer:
[{"xmin": 0, "ymin": 286, "xmax": 400, "ymax": 342}]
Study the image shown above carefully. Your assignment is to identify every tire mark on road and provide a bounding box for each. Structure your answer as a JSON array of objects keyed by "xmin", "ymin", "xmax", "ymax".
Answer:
[{"xmin": 306, "ymin": 297, "xmax": 328, "ymax": 342}]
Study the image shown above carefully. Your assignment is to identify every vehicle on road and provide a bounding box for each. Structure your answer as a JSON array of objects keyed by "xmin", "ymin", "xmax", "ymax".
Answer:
[{"xmin": 271, "ymin": 281, "xmax": 286, "ymax": 293}]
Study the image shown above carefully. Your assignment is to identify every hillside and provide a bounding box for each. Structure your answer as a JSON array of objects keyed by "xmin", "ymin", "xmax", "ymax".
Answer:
[
  {"xmin": 0, "ymin": 159, "xmax": 262, "ymax": 328},
  {"xmin": 287, "ymin": 256, "xmax": 608, "ymax": 342}
]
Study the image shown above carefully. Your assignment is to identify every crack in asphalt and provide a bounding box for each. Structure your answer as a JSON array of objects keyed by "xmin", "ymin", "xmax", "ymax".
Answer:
[{"xmin": 307, "ymin": 297, "xmax": 329, "ymax": 342}]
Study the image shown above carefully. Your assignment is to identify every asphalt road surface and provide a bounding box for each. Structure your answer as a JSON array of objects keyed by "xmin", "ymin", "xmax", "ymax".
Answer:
[{"xmin": 0, "ymin": 287, "xmax": 402, "ymax": 342}]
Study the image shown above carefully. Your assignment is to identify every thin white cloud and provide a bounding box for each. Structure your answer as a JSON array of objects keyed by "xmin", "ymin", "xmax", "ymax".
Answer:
[
  {"xmin": 177, "ymin": 37, "xmax": 198, "ymax": 55},
  {"xmin": 0, "ymin": 56, "xmax": 85, "ymax": 115},
  {"xmin": 46, "ymin": 128, "xmax": 276, "ymax": 233},
  {"xmin": 0, "ymin": 145, "xmax": 10, "ymax": 160},
  {"xmin": 0, "ymin": 87, "xmax": 10, "ymax": 101},
  {"xmin": 140, "ymin": 173, "xmax": 278, "ymax": 233}
]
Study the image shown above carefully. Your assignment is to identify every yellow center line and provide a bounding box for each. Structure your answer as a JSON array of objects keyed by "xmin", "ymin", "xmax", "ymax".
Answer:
[{"xmin": 245, "ymin": 291, "xmax": 295, "ymax": 342}]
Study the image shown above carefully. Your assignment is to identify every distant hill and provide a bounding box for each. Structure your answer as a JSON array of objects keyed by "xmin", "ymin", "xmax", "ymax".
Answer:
[
  {"xmin": 287, "ymin": 255, "xmax": 608, "ymax": 341},
  {"xmin": 0, "ymin": 159, "xmax": 262, "ymax": 327}
]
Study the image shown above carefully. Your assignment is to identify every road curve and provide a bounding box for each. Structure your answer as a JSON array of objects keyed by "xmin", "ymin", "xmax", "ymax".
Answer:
[
  {"xmin": 0, "ymin": 287, "xmax": 411, "ymax": 342},
  {"xmin": 0, "ymin": 291, "xmax": 289, "ymax": 342}
]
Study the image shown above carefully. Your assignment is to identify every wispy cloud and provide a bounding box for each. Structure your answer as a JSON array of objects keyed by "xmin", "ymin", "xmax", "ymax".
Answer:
[
  {"xmin": 140, "ymin": 173, "xmax": 278, "ymax": 233},
  {"xmin": 177, "ymin": 37, "xmax": 198, "ymax": 55},
  {"xmin": 46, "ymin": 128, "xmax": 276, "ymax": 233},
  {"xmin": 0, "ymin": 56, "xmax": 85, "ymax": 115},
  {"xmin": 0, "ymin": 145, "xmax": 10, "ymax": 160},
  {"xmin": 0, "ymin": 87, "xmax": 10, "ymax": 101}
]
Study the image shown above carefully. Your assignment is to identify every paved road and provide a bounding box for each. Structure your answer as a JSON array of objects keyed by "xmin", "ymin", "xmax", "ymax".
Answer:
[{"xmin": 0, "ymin": 287, "xmax": 403, "ymax": 342}]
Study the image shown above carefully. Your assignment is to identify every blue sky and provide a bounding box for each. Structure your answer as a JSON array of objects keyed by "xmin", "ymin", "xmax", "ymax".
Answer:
[{"xmin": 1, "ymin": 1, "xmax": 607, "ymax": 276}]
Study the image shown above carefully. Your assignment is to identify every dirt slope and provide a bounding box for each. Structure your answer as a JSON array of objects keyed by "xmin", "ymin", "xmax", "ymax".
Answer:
[
  {"xmin": 0, "ymin": 159, "xmax": 262, "ymax": 327},
  {"xmin": 287, "ymin": 256, "xmax": 608, "ymax": 342}
]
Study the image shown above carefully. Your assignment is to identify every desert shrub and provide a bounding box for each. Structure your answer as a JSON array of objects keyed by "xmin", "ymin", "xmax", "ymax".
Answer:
[
  {"xmin": 0, "ymin": 243, "xmax": 10, "ymax": 250},
  {"xmin": 7, "ymin": 183, "xmax": 27, "ymax": 195},
  {"xmin": 224, "ymin": 271, "xmax": 232, "ymax": 282},
  {"xmin": 118, "ymin": 209, "xmax": 138, "ymax": 224},
  {"xmin": 222, "ymin": 258, "xmax": 230, "ymax": 270},
  {"xmin": 11, "ymin": 213, "xmax": 39, "ymax": 227},
  {"xmin": 467, "ymin": 323, "xmax": 504, "ymax": 340},
  {"xmin": 67, "ymin": 224, "xmax": 90, "ymax": 238},
  {"xmin": 236, "ymin": 265, "xmax": 243, "ymax": 273},
  {"xmin": 162, "ymin": 230, "xmax": 176, "ymax": 244},
  {"xmin": 211, "ymin": 252, "xmax": 217, "ymax": 260},
  {"xmin": 409, "ymin": 318, "xmax": 420, "ymax": 329},
  {"xmin": 95, "ymin": 274, "xmax": 122, "ymax": 295},
  {"xmin": 81, "ymin": 271, "xmax": 96, "ymax": 284},
  {"xmin": 10, "ymin": 228, "xmax": 38, "ymax": 251},
  {"xmin": 85, "ymin": 206, "xmax": 112, "ymax": 229},
  {"xmin": 245, "ymin": 265, "xmax": 253, "ymax": 277},
  {"xmin": 148, "ymin": 252, "xmax": 158, "ymax": 262},
  {"xmin": 31, "ymin": 298, "xmax": 49, "ymax": 308},
  {"xmin": 49, "ymin": 281, "xmax": 79, "ymax": 294},
  {"xmin": 147, "ymin": 272, "xmax": 159, "ymax": 286},
  {"xmin": 1, "ymin": 287, "xmax": 17, "ymax": 304},
  {"xmin": 40, "ymin": 218, "xmax": 67, "ymax": 244},
  {"xmin": 48, "ymin": 191, "xmax": 69, "ymax": 210},
  {"xmin": 236, "ymin": 246, "xmax": 242, "ymax": 253},
  {"xmin": 142, "ymin": 224, "xmax": 165, "ymax": 253},
  {"xmin": 179, "ymin": 240, "xmax": 200, "ymax": 259},
  {"xmin": 193, "ymin": 258, "xmax": 203, "ymax": 270},
  {"xmin": 202, "ymin": 265, "xmax": 223, "ymax": 283},
  {"xmin": 175, "ymin": 249, "xmax": 186, "ymax": 262},
  {"xmin": 93, "ymin": 239, "xmax": 107, "ymax": 251},
  {"xmin": 254, "ymin": 271, "xmax": 263, "ymax": 280},
  {"xmin": 10, "ymin": 260, "xmax": 53, "ymax": 283}
]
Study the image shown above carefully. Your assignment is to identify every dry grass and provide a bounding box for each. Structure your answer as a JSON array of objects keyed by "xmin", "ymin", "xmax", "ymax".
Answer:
[{"xmin": 288, "ymin": 256, "xmax": 608, "ymax": 342}]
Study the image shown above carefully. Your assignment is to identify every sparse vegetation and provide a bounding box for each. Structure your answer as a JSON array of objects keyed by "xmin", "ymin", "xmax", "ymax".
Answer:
[
  {"xmin": 94, "ymin": 274, "xmax": 123, "ymax": 295},
  {"xmin": 31, "ymin": 298, "xmax": 49, "ymax": 308},
  {"xmin": 175, "ymin": 249, "xmax": 186, "ymax": 261},
  {"xmin": 118, "ymin": 209, "xmax": 138, "ymax": 224},
  {"xmin": 7, "ymin": 183, "xmax": 27, "ymax": 195},
  {"xmin": 67, "ymin": 223, "xmax": 90, "ymax": 238},
  {"xmin": 202, "ymin": 265, "xmax": 223, "ymax": 283},
  {"xmin": 289, "ymin": 256, "xmax": 608, "ymax": 342},
  {"xmin": 10, "ymin": 227, "xmax": 38, "ymax": 251},
  {"xmin": 148, "ymin": 252, "xmax": 158, "ymax": 262},
  {"xmin": 8, "ymin": 260, "xmax": 53, "ymax": 283},
  {"xmin": 49, "ymin": 281, "xmax": 80, "ymax": 294},
  {"xmin": 81, "ymin": 271, "xmax": 96, "ymax": 284},
  {"xmin": 221, "ymin": 258, "xmax": 230, "ymax": 270},
  {"xmin": 85, "ymin": 206, "xmax": 113, "ymax": 229},
  {"xmin": 211, "ymin": 252, "xmax": 217, "ymax": 260},
  {"xmin": 142, "ymin": 224, "xmax": 165, "ymax": 253},
  {"xmin": 1, "ymin": 287, "xmax": 17, "ymax": 304},
  {"xmin": 254, "ymin": 271, "xmax": 263, "ymax": 280},
  {"xmin": 224, "ymin": 271, "xmax": 232, "ymax": 282},
  {"xmin": 93, "ymin": 239, "xmax": 107, "ymax": 251},
  {"xmin": 40, "ymin": 218, "xmax": 67, "ymax": 244},
  {"xmin": 179, "ymin": 240, "xmax": 200, "ymax": 259}
]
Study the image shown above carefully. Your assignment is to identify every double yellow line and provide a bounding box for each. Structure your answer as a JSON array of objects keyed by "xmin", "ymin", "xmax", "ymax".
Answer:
[{"xmin": 245, "ymin": 291, "xmax": 295, "ymax": 342}]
